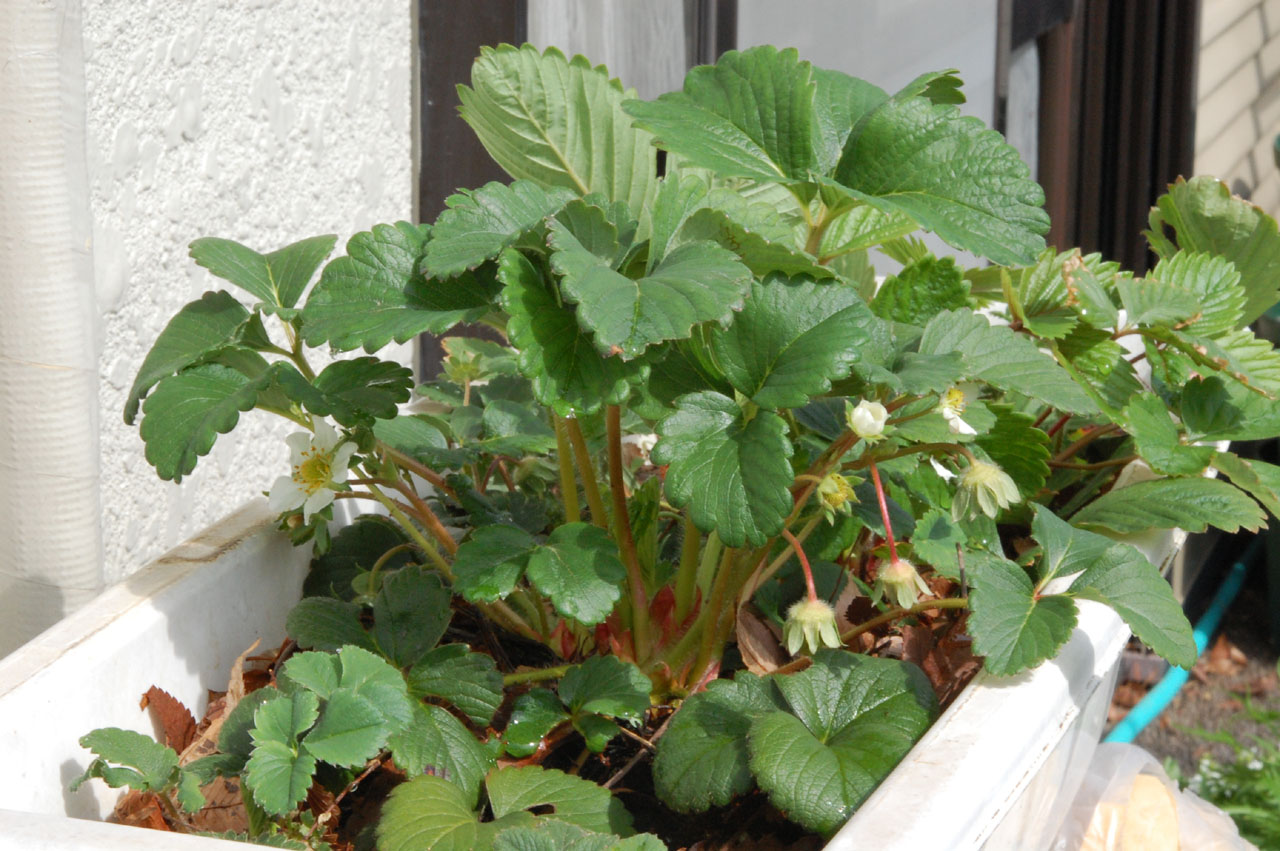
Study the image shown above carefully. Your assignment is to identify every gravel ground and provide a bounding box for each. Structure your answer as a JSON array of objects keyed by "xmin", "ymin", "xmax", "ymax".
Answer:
[{"xmin": 1117, "ymin": 537, "xmax": 1280, "ymax": 777}]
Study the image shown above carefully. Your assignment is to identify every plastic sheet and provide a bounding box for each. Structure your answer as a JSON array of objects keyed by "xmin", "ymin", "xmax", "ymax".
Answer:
[{"xmin": 1051, "ymin": 743, "xmax": 1255, "ymax": 851}]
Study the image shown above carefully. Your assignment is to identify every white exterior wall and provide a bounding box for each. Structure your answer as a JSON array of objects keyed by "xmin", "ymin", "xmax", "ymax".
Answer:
[
  {"xmin": 84, "ymin": 1, "xmax": 414, "ymax": 584},
  {"xmin": 1196, "ymin": 0, "xmax": 1280, "ymax": 217}
]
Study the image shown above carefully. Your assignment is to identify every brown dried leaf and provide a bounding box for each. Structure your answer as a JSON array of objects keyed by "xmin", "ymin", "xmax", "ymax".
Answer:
[
  {"xmin": 140, "ymin": 687, "xmax": 197, "ymax": 752},
  {"xmin": 900, "ymin": 623, "xmax": 934, "ymax": 669},
  {"xmin": 110, "ymin": 790, "xmax": 170, "ymax": 831},
  {"xmin": 189, "ymin": 777, "xmax": 248, "ymax": 834},
  {"xmin": 179, "ymin": 639, "xmax": 259, "ymax": 765},
  {"xmin": 735, "ymin": 604, "xmax": 788, "ymax": 675}
]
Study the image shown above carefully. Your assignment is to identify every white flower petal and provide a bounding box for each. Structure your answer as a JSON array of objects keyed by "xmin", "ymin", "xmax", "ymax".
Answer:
[
  {"xmin": 311, "ymin": 419, "xmax": 339, "ymax": 452},
  {"xmin": 302, "ymin": 488, "xmax": 335, "ymax": 522},
  {"xmin": 930, "ymin": 458, "xmax": 956, "ymax": 481},
  {"xmin": 330, "ymin": 442, "xmax": 358, "ymax": 483},
  {"xmin": 285, "ymin": 432, "xmax": 312, "ymax": 460},
  {"xmin": 269, "ymin": 476, "xmax": 306, "ymax": 513}
]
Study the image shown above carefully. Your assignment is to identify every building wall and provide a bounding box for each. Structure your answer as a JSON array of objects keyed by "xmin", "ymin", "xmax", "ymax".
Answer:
[
  {"xmin": 84, "ymin": 1, "xmax": 413, "ymax": 583},
  {"xmin": 1196, "ymin": 0, "xmax": 1280, "ymax": 215}
]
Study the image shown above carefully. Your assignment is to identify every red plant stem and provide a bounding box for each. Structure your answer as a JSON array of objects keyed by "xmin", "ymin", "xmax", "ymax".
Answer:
[
  {"xmin": 868, "ymin": 461, "xmax": 899, "ymax": 564},
  {"xmin": 1046, "ymin": 414, "xmax": 1072, "ymax": 437},
  {"xmin": 1031, "ymin": 408, "xmax": 1052, "ymax": 428},
  {"xmin": 781, "ymin": 527, "xmax": 818, "ymax": 603}
]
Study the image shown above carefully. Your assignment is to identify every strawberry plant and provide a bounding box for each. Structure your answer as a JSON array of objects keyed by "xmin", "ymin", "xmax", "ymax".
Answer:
[{"xmin": 78, "ymin": 43, "xmax": 1280, "ymax": 848}]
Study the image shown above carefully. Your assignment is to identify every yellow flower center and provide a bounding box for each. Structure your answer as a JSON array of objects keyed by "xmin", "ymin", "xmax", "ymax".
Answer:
[
  {"xmin": 294, "ymin": 450, "xmax": 333, "ymax": 495},
  {"xmin": 942, "ymin": 387, "xmax": 967, "ymax": 414}
]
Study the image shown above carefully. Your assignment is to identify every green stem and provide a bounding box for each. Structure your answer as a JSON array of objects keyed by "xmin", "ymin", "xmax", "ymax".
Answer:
[
  {"xmin": 740, "ymin": 514, "xmax": 823, "ymax": 606},
  {"xmin": 363, "ymin": 481, "xmax": 452, "ymax": 578},
  {"xmin": 695, "ymin": 530, "xmax": 723, "ymax": 599},
  {"xmin": 846, "ymin": 441, "xmax": 976, "ymax": 469},
  {"xmin": 553, "ymin": 415, "xmax": 581, "ymax": 523},
  {"xmin": 564, "ymin": 418, "xmax": 608, "ymax": 528},
  {"xmin": 1051, "ymin": 424, "xmax": 1121, "ymax": 464},
  {"xmin": 1049, "ymin": 454, "xmax": 1137, "ymax": 471},
  {"xmin": 690, "ymin": 547, "xmax": 737, "ymax": 685},
  {"xmin": 367, "ymin": 542, "xmax": 416, "ymax": 590},
  {"xmin": 379, "ymin": 443, "xmax": 459, "ymax": 502},
  {"xmin": 288, "ymin": 337, "xmax": 317, "ymax": 382},
  {"xmin": 674, "ymin": 513, "xmax": 702, "ymax": 624},
  {"xmin": 607, "ymin": 405, "xmax": 651, "ymax": 661},
  {"xmin": 502, "ymin": 664, "xmax": 572, "ymax": 687},
  {"xmin": 840, "ymin": 597, "xmax": 968, "ymax": 643}
]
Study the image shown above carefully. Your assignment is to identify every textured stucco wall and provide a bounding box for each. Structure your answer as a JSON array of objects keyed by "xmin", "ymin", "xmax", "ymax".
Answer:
[{"xmin": 85, "ymin": 0, "xmax": 413, "ymax": 583}]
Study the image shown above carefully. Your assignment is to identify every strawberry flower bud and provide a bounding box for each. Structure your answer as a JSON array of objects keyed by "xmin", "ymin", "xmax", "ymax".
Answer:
[
  {"xmin": 846, "ymin": 399, "xmax": 889, "ymax": 442},
  {"xmin": 952, "ymin": 459, "xmax": 1020, "ymax": 520},
  {"xmin": 783, "ymin": 598, "xmax": 842, "ymax": 655},
  {"xmin": 875, "ymin": 557, "xmax": 931, "ymax": 610}
]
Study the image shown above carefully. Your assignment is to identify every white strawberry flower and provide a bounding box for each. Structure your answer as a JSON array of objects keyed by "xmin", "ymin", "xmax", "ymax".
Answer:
[
  {"xmin": 939, "ymin": 385, "xmax": 978, "ymax": 436},
  {"xmin": 268, "ymin": 420, "xmax": 358, "ymax": 522},
  {"xmin": 846, "ymin": 399, "xmax": 889, "ymax": 441}
]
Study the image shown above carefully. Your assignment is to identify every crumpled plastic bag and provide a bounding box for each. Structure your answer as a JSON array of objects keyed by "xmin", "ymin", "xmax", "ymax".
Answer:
[{"xmin": 1050, "ymin": 742, "xmax": 1255, "ymax": 851}]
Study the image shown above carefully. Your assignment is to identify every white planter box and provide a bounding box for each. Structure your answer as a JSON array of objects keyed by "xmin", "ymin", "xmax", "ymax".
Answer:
[{"xmin": 0, "ymin": 503, "xmax": 1186, "ymax": 850}]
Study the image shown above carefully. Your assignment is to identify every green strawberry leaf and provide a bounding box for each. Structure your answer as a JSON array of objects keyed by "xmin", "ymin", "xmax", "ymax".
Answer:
[
  {"xmin": 1145, "ymin": 175, "xmax": 1280, "ymax": 325},
  {"xmin": 713, "ymin": 273, "xmax": 890, "ymax": 408},
  {"xmin": 1115, "ymin": 275, "xmax": 1201, "ymax": 328},
  {"xmin": 974, "ymin": 405, "xmax": 1051, "ymax": 498},
  {"xmin": 968, "ymin": 552, "xmax": 1077, "ymax": 675},
  {"xmin": 624, "ymin": 46, "xmax": 816, "ymax": 183},
  {"xmin": 285, "ymin": 597, "xmax": 376, "ymax": 653},
  {"xmin": 278, "ymin": 651, "xmax": 341, "ymax": 699},
  {"xmin": 652, "ymin": 672, "xmax": 786, "ymax": 812},
  {"xmin": 832, "ymin": 94, "xmax": 1048, "ymax": 265},
  {"xmin": 335, "ymin": 645, "xmax": 414, "ymax": 731},
  {"xmin": 302, "ymin": 514, "xmax": 411, "ymax": 601},
  {"xmin": 1071, "ymin": 477, "xmax": 1266, "ymax": 534},
  {"xmin": 408, "ymin": 644, "xmax": 505, "ymax": 726},
  {"xmin": 918, "ymin": 309, "xmax": 1098, "ymax": 415},
  {"xmin": 559, "ymin": 656, "xmax": 651, "ymax": 723},
  {"xmin": 871, "ymin": 254, "xmax": 969, "ymax": 325},
  {"xmin": 139, "ymin": 363, "xmax": 270, "ymax": 482},
  {"xmin": 189, "ymin": 234, "xmax": 336, "ymax": 312},
  {"xmin": 388, "ymin": 703, "xmax": 496, "ymax": 806},
  {"xmin": 486, "ymin": 765, "xmax": 635, "ymax": 837},
  {"xmin": 1056, "ymin": 326, "xmax": 1144, "ymax": 413},
  {"xmin": 810, "ymin": 68, "xmax": 888, "ymax": 173},
  {"xmin": 503, "ymin": 689, "xmax": 570, "ymax": 759},
  {"xmin": 372, "ymin": 565, "xmax": 452, "ymax": 668},
  {"xmin": 654, "ymin": 391, "xmax": 794, "ymax": 548},
  {"xmin": 459, "ymin": 44, "xmax": 657, "ymax": 212},
  {"xmin": 550, "ymin": 202, "xmax": 752, "ymax": 359},
  {"xmin": 452, "ymin": 524, "xmax": 539, "ymax": 604},
  {"xmin": 526, "ymin": 523, "xmax": 628, "ymax": 625},
  {"xmin": 425, "ymin": 180, "xmax": 577, "ymax": 277},
  {"xmin": 244, "ymin": 691, "xmax": 320, "ymax": 815},
  {"xmin": 377, "ymin": 773, "xmax": 492, "ymax": 851},
  {"xmin": 747, "ymin": 650, "xmax": 938, "ymax": 836},
  {"xmin": 73, "ymin": 728, "xmax": 179, "ymax": 793},
  {"xmin": 301, "ymin": 689, "xmax": 388, "ymax": 768},
  {"xmin": 271, "ymin": 356, "xmax": 412, "ymax": 428},
  {"xmin": 1123, "ymin": 393, "xmax": 1215, "ymax": 476},
  {"xmin": 301, "ymin": 222, "xmax": 498, "ymax": 352},
  {"xmin": 499, "ymin": 248, "xmax": 641, "ymax": 416},
  {"xmin": 1030, "ymin": 506, "xmax": 1114, "ymax": 587},
  {"xmin": 1150, "ymin": 251, "xmax": 1244, "ymax": 337},
  {"xmin": 1068, "ymin": 543, "xmax": 1196, "ymax": 669},
  {"xmin": 909, "ymin": 509, "xmax": 968, "ymax": 579},
  {"xmin": 125, "ymin": 290, "xmax": 253, "ymax": 424},
  {"xmin": 678, "ymin": 203, "xmax": 828, "ymax": 278},
  {"xmin": 1211, "ymin": 452, "xmax": 1280, "ymax": 520}
]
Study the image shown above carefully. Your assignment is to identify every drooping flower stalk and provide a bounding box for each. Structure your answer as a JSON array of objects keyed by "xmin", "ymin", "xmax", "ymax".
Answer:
[
  {"xmin": 781, "ymin": 527, "xmax": 818, "ymax": 604},
  {"xmin": 867, "ymin": 460, "xmax": 898, "ymax": 563}
]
